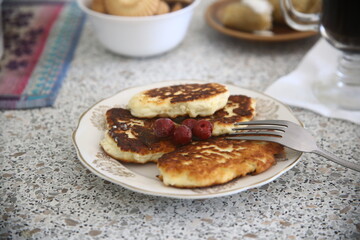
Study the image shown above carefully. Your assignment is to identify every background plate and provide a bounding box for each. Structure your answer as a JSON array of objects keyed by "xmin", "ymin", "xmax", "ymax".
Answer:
[
  {"xmin": 72, "ymin": 80, "xmax": 303, "ymax": 199},
  {"xmin": 205, "ymin": 0, "xmax": 317, "ymax": 42}
]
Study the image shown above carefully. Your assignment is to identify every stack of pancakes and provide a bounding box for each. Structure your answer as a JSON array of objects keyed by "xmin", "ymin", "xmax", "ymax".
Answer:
[{"xmin": 100, "ymin": 83, "xmax": 283, "ymax": 188}]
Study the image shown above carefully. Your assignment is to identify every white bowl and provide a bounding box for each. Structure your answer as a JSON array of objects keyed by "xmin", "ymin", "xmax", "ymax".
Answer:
[{"xmin": 77, "ymin": 0, "xmax": 200, "ymax": 57}]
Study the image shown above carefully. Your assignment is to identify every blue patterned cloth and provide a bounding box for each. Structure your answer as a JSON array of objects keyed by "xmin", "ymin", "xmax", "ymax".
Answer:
[{"xmin": 0, "ymin": 1, "xmax": 85, "ymax": 109}]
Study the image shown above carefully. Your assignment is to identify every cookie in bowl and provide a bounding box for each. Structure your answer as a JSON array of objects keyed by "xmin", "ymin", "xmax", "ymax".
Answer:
[{"xmin": 104, "ymin": 0, "xmax": 160, "ymax": 17}]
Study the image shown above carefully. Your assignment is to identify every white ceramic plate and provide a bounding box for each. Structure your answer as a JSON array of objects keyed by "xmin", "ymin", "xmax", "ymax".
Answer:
[{"xmin": 72, "ymin": 80, "xmax": 302, "ymax": 199}]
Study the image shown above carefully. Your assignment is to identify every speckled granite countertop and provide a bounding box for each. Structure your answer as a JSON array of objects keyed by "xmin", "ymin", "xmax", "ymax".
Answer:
[{"xmin": 1, "ymin": 0, "xmax": 359, "ymax": 239}]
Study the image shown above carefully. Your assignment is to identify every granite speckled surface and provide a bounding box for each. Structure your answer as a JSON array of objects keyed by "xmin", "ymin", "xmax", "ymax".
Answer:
[{"xmin": 1, "ymin": 0, "xmax": 360, "ymax": 239}]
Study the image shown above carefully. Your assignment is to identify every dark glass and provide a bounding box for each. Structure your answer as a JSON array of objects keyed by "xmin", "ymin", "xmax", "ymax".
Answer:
[{"xmin": 321, "ymin": 0, "xmax": 360, "ymax": 52}]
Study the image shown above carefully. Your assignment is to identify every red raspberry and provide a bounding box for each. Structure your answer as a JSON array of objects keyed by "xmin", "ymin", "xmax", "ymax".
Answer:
[
  {"xmin": 173, "ymin": 125, "xmax": 192, "ymax": 145},
  {"xmin": 182, "ymin": 118, "xmax": 197, "ymax": 130},
  {"xmin": 153, "ymin": 118, "xmax": 175, "ymax": 137},
  {"xmin": 193, "ymin": 120, "xmax": 213, "ymax": 140}
]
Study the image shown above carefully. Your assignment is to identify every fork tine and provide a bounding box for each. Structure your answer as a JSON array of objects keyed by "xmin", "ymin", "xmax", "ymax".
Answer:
[
  {"xmin": 235, "ymin": 120, "xmax": 289, "ymax": 126},
  {"xmin": 229, "ymin": 131, "xmax": 283, "ymax": 137},
  {"xmin": 227, "ymin": 136, "xmax": 281, "ymax": 143},
  {"xmin": 232, "ymin": 125, "xmax": 286, "ymax": 131}
]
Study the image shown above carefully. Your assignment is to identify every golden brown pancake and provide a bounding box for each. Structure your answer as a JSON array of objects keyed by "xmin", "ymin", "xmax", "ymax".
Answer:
[
  {"xmin": 100, "ymin": 108, "xmax": 176, "ymax": 163},
  {"xmin": 157, "ymin": 137, "xmax": 284, "ymax": 188},
  {"xmin": 128, "ymin": 83, "xmax": 230, "ymax": 118}
]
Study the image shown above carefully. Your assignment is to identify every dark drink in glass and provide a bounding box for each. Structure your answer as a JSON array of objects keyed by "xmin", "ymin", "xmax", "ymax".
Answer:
[
  {"xmin": 321, "ymin": 0, "xmax": 360, "ymax": 53},
  {"xmin": 280, "ymin": 0, "xmax": 360, "ymax": 110}
]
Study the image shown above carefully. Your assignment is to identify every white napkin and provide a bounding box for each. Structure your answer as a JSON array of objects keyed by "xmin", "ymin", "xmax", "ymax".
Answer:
[{"xmin": 265, "ymin": 39, "xmax": 360, "ymax": 124}]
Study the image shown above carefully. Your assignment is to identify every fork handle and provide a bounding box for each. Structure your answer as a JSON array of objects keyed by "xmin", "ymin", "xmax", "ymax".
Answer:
[{"xmin": 313, "ymin": 148, "xmax": 360, "ymax": 172}]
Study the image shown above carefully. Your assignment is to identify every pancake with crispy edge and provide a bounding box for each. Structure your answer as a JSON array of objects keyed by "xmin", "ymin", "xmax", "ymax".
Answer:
[
  {"xmin": 157, "ymin": 137, "xmax": 284, "ymax": 188},
  {"xmin": 100, "ymin": 108, "xmax": 177, "ymax": 163}
]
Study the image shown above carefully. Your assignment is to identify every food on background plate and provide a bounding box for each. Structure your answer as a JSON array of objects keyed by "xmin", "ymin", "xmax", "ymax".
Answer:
[
  {"xmin": 219, "ymin": 0, "xmax": 321, "ymax": 33},
  {"xmin": 219, "ymin": 0, "xmax": 273, "ymax": 32},
  {"xmin": 100, "ymin": 82, "xmax": 284, "ymax": 188},
  {"xmin": 90, "ymin": 0, "xmax": 193, "ymax": 16},
  {"xmin": 128, "ymin": 83, "xmax": 230, "ymax": 118},
  {"xmin": 268, "ymin": 0, "xmax": 322, "ymax": 24},
  {"xmin": 157, "ymin": 137, "xmax": 283, "ymax": 188}
]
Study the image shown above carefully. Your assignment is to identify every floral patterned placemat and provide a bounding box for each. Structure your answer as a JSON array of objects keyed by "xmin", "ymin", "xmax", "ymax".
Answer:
[{"xmin": 0, "ymin": 0, "xmax": 85, "ymax": 109}]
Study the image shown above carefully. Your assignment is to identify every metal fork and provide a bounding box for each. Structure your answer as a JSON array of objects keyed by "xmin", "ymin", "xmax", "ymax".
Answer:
[{"xmin": 228, "ymin": 120, "xmax": 360, "ymax": 172}]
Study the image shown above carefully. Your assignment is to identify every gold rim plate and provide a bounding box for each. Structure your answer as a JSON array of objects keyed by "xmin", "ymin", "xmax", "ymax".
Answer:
[{"xmin": 72, "ymin": 80, "xmax": 303, "ymax": 199}]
